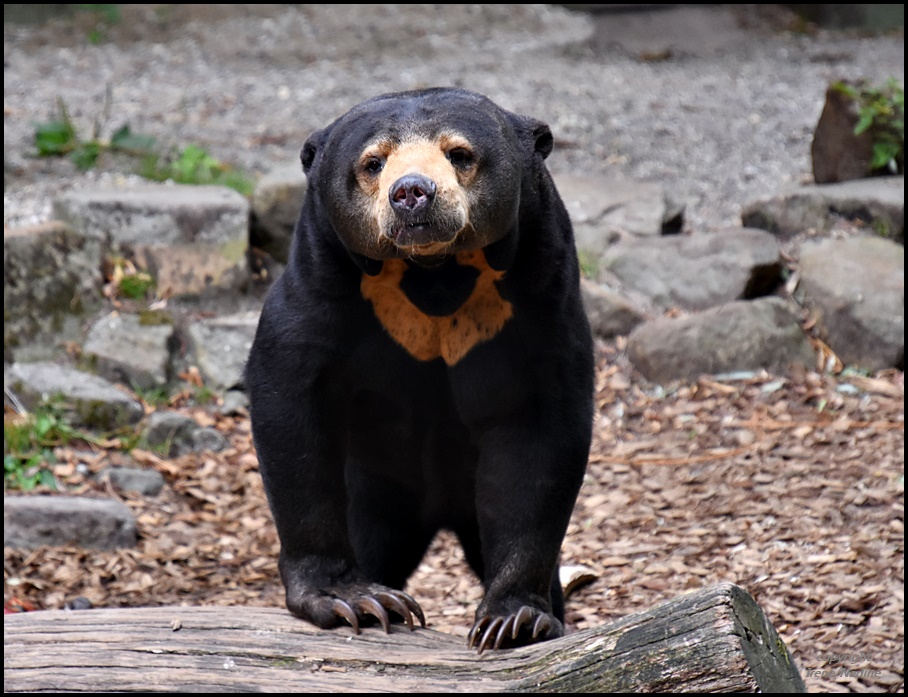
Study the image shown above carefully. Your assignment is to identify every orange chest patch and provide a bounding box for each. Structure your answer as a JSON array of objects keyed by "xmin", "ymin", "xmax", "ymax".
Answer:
[{"xmin": 360, "ymin": 250, "xmax": 513, "ymax": 366}]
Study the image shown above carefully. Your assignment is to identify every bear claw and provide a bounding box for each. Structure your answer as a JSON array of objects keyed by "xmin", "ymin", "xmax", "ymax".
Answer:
[
  {"xmin": 331, "ymin": 588, "xmax": 425, "ymax": 635},
  {"xmin": 468, "ymin": 606, "xmax": 559, "ymax": 654}
]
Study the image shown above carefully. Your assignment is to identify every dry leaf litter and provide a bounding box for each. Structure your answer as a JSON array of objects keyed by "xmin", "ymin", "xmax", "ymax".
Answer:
[{"xmin": 4, "ymin": 344, "xmax": 903, "ymax": 692}]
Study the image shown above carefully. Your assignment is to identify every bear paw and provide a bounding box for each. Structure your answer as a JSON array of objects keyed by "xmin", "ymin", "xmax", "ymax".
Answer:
[
  {"xmin": 288, "ymin": 583, "xmax": 426, "ymax": 635},
  {"xmin": 467, "ymin": 606, "xmax": 563, "ymax": 654}
]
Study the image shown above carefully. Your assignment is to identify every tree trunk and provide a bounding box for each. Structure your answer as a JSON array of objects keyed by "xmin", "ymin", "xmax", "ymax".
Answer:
[{"xmin": 3, "ymin": 582, "xmax": 805, "ymax": 693}]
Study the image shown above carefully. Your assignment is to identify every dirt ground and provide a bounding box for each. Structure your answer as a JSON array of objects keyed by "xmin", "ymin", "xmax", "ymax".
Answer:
[{"xmin": 4, "ymin": 342, "xmax": 903, "ymax": 692}]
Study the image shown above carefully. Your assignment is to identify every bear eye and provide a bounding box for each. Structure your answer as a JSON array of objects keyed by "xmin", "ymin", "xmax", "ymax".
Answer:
[
  {"xmin": 447, "ymin": 147, "xmax": 474, "ymax": 168},
  {"xmin": 363, "ymin": 156, "xmax": 384, "ymax": 174}
]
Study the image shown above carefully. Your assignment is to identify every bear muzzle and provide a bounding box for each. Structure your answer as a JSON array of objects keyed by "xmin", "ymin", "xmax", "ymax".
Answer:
[
  {"xmin": 390, "ymin": 173, "xmax": 436, "ymax": 214},
  {"xmin": 384, "ymin": 173, "xmax": 466, "ymax": 251}
]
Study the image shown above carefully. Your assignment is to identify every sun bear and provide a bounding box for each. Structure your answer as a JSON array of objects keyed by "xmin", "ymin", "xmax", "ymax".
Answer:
[{"xmin": 245, "ymin": 87, "xmax": 594, "ymax": 652}]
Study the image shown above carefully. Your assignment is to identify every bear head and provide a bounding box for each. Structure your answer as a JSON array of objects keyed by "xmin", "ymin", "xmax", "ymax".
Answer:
[{"xmin": 301, "ymin": 88, "xmax": 553, "ymax": 265}]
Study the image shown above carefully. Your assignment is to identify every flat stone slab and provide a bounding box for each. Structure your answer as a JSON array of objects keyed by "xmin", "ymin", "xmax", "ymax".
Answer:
[
  {"xmin": 4, "ymin": 495, "xmax": 137, "ymax": 550},
  {"xmin": 53, "ymin": 184, "xmax": 250, "ymax": 296},
  {"xmin": 5, "ymin": 361, "xmax": 144, "ymax": 429}
]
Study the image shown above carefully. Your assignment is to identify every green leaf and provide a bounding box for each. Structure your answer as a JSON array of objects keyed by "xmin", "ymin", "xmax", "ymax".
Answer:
[
  {"xmin": 34, "ymin": 120, "xmax": 77, "ymax": 156},
  {"xmin": 36, "ymin": 468, "xmax": 58, "ymax": 489},
  {"xmin": 70, "ymin": 141, "xmax": 102, "ymax": 170},
  {"xmin": 853, "ymin": 111, "xmax": 875, "ymax": 135},
  {"xmin": 110, "ymin": 125, "xmax": 156, "ymax": 153},
  {"xmin": 118, "ymin": 273, "xmax": 156, "ymax": 300},
  {"xmin": 871, "ymin": 142, "xmax": 899, "ymax": 170}
]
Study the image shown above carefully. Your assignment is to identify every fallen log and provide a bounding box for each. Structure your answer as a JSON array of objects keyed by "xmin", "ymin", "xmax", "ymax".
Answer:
[{"xmin": 4, "ymin": 582, "xmax": 805, "ymax": 692}]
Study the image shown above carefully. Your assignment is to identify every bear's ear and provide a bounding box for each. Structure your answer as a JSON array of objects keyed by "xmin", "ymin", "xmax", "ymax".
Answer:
[
  {"xmin": 510, "ymin": 113, "xmax": 554, "ymax": 161},
  {"xmin": 300, "ymin": 128, "xmax": 327, "ymax": 174},
  {"xmin": 530, "ymin": 121, "xmax": 554, "ymax": 160}
]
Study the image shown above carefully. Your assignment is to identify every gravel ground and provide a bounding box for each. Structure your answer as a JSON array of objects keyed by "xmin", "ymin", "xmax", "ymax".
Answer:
[{"xmin": 3, "ymin": 4, "xmax": 904, "ymax": 234}]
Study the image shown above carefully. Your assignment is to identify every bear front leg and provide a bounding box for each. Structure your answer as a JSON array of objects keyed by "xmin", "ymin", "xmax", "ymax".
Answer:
[
  {"xmin": 247, "ymin": 355, "xmax": 425, "ymax": 635},
  {"xmin": 468, "ymin": 416, "xmax": 590, "ymax": 653}
]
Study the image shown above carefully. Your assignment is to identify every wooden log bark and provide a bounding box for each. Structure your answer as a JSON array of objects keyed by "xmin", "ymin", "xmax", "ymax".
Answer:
[{"xmin": 4, "ymin": 582, "xmax": 805, "ymax": 693}]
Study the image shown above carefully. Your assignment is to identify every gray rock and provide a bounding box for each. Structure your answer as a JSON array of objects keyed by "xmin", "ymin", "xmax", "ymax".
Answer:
[
  {"xmin": 741, "ymin": 176, "xmax": 904, "ymax": 242},
  {"xmin": 250, "ymin": 163, "xmax": 305, "ymax": 264},
  {"xmin": 626, "ymin": 297, "xmax": 815, "ymax": 383},
  {"xmin": 600, "ymin": 228, "xmax": 783, "ymax": 312},
  {"xmin": 798, "ymin": 236, "xmax": 904, "ymax": 371},
  {"xmin": 4, "ymin": 362, "xmax": 144, "ymax": 429},
  {"xmin": 4, "ymin": 495, "xmax": 137, "ymax": 550},
  {"xmin": 97, "ymin": 466, "xmax": 166, "ymax": 496},
  {"xmin": 217, "ymin": 389, "xmax": 249, "ymax": 416},
  {"xmin": 53, "ymin": 183, "xmax": 250, "ymax": 296},
  {"xmin": 186, "ymin": 311, "xmax": 260, "ymax": 390},
  {"xmin": 143, "ymin": 411, "xmax": 198, "ymax": 457},
  {"xmin": 554, "ymin": 173, "xmax": 684, "ymax": 260},
  {"xmin": 191, "ymin": 427, "xmax": 229, "ymax": 454},
  {"xmin": 3, "ymin": 221, "xmax": 103, "ymax": 360},
  {"xmin": 580, "ymin": 278, "xmax": 648, "ymax": 339},
  {"xmin": 82, "ymin": 312, "xmax": 175, "ymax": 390},
  {"xmin": 142, "ymin": 411, "xmax": 228, "ymax": 456}
]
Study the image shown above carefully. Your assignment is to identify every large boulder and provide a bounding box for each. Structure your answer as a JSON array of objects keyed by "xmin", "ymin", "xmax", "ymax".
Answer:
[
  {"xmin": 600, "ymin": 228, "xmax": 782, "ymax": 312},
  {"xmin": 626, "ymin": 297, "xmax": 815, "ymax": 383},
  {"xmin": 811, "ymin": 81, "xmax": 879, "ymax": 184},
  {"xmin": 798, "ymin": 236, "xmax": 904, "ymax": 371},
  {"xmin": 741, "ymin": 176, "xmax": 904, "ymax": 242},
  {"xmin": 811, "ymin": 79, "xmax": 903, "ymax": 183}
]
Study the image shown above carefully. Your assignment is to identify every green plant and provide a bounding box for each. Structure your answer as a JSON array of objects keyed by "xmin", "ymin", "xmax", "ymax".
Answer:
[
  {"xmin": 34, "ymin": 99, "xmax": 96, "ymax": 169},
  {"xmin": 75, "ymin": 4, "xmax": 121, "ymax": 44},
  {"xmin": 77, "ymin": 4, "xmax": 121, "ymax": 23},
  {"xmin": 832, "ymin": 78, "xmax": 905, "ymax": 173},
  {"xmin": 117, "ymin": 273, "xmax": 156, "ymax": 300},
  {"xmin": 576, "ymin": 248, "xmax": 599, "ymax": 280},
  {"xmin": 4, "ymin": 396, "xmax": 142, "ymax": 490},
  {"xmin": 33, "ymin": 96, "xmax": 251, "ymax": 194},
  {"xmin": 34, "ymin": 96, "xmax": 156, "ymax": 171},
  {"xmin": 133, "ymin": 385, "xmax": 172, "ymax": 408},
  {"xmin": 140, "ymin": 145, "xmax": 255, "ymax": 196},
  {"xmin": 193, "ymin": 385, "xmax": 218, "ymax": 406},
  {"xmin": 3, "ymin": 402, "xmax": 90, "ymax": 490},
  {"xmin": 4, "ymin": 452, "xmax": 57, "ymax": 491},
  {"xmin": 104, "ymin": 255, "xmax": 156, "ymax": 300}
]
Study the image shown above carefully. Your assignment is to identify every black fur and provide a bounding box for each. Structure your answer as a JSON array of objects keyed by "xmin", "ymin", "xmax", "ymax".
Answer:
[{"xmin": 245, "ymin": 88, "xmax": 594, "ymax": 651}]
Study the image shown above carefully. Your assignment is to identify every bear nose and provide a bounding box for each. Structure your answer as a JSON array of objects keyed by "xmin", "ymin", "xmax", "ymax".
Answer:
[{"xmin": 389, "ymin": 174, "xmax": 436, "ymax": 213}]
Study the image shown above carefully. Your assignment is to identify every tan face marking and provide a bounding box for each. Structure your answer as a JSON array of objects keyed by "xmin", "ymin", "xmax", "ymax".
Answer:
[
  {"xmin": 360, "ymin": 249, "xmax": 512, "ymax": 366},
  {"xmin": 356, "ymin": 134, "xmax": 474, "ymax": 256}
]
